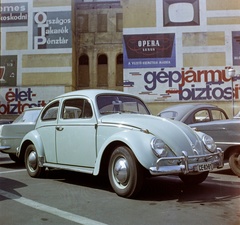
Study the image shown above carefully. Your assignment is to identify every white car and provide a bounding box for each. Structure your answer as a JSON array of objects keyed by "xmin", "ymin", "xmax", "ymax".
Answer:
[
  {"xmin": 17, "ymin": 90, "xmax": 224, "ymax": 198},
  {"xmin": 0, "ymin": 107, "xmax": 42, "ymax": 162}
]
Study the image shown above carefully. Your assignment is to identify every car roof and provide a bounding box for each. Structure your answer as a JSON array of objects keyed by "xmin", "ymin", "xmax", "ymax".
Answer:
[
  {"xmin": 159, "ymin": 103, "xmax": 220, "ymax": 121},
  {"xmin": 55, "ymin": 89, "xmax": 137, "ymax": 100},
  {"xmin": 161, "ymin": 103, "xmax": 218, "ymax": 112}
]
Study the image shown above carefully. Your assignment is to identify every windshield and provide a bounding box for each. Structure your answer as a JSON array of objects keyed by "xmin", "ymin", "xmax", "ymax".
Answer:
[
  {"xmin": 234, "ymin": 111, "xmax": 240, "ymax": 118},
  {"xmin": 97, "ymin": 94, "xmax": 150, "ymax": 115},
  {"xmin": 159, "ymin": 111, "xmax": 178, "ymax": 120}
]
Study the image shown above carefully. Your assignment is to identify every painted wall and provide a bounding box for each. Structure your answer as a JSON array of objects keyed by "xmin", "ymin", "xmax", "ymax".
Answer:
[
  {"xmin": 122, "ymin": 0, "xmax": 240, "ymax": 116},
  {"xmin": 0, "ymin": 0, "xmax": 71, "ymax": 116},
  {"xmin": 1, "ymin": 0, "xmax": 240, "ymax": 117}
]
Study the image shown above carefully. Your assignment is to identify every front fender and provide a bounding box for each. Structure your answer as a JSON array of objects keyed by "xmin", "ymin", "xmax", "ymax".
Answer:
[
  {"xmin": 93, "ymin": 129, "xmax": 156, "ymax": 175},
  {"xmin": 18, "ymin": 130, "xmax": 44, "ymax": 160}
]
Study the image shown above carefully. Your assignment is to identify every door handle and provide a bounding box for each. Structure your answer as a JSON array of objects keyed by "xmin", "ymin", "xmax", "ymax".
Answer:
[{"xmin": 56, "ymin": 126, "xmax": 64, "ymax": 131}]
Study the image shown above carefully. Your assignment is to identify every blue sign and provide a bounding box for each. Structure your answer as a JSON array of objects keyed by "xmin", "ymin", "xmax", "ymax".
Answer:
[
  {"xmin": 232, "ymin": 31, "xmax": 240, "ymax": 66},
  {"xmin": 123, "ymin": 33, "xmax": 176, "ymax": 69}
]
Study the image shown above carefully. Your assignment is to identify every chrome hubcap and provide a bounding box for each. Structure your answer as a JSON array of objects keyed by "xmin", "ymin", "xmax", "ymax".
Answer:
[
  {"xmin": 28, "ymin": 151, "xmax": 37, "ymax": 170},
  {"xmin": 236, "ymin": 154, "xmax": 240, "ymax": 167},
  {"xmin": 113, "ymin": 158, "xmax": 129, "ymax": 185}
]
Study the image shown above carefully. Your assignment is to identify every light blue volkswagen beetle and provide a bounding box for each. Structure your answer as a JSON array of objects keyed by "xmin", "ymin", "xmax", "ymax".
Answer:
[{"xmin": 17, "ymin": 90, "xmax": 224, "ymax": 198}]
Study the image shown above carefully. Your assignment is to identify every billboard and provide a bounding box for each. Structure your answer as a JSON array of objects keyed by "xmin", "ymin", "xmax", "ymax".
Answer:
[
  {"xmin": 33, "ymin": 11, "xmax": 72, "ymax": 49},
  {"xmin": 0, "ymin": 86, "xmax": 64, "ymax": 115},
  {"xmin": 0, "ymin": 2, "xmax": 28, "ymax": 27},
  {"xmin": 232, "ymin": 31, "xmax": 240, "ymax": 66},
  {"xmin": 124, "ymin": 67, "xmax": 240, "ymax": 102},
  {"xmin": 123, "ymin": 0, "xmax": 240, "ymax": 103},
  {"xmin": 123, "ymin": 33, "xmax": 176, "ymax": 69},
  {"xmin": 0, "ymin": 55, "xmax": 17, "ymax": 86}
]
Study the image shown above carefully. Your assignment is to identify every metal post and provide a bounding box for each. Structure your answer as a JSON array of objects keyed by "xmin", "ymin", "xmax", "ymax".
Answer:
[{"xmin": 228, "ymin": 69, "xmax": 236, "ymax": 117}]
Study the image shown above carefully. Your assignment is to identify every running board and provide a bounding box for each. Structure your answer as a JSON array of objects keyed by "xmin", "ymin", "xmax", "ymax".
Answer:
[{"xmin": 43, "ymin": 163, "xmax": 94, "ymax": 174}]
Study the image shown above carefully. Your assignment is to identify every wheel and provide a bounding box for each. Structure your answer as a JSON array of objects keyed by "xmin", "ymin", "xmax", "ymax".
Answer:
[
  {"xmin": 25, "ymin": 144, "xmax": 45, "ymax": 178},
  {"xmin": 229, "ymin": 150, "xmax": 240, "ymax": 177},
  {"xmin": 179, "ymin": 171, "xmax": 209, "ymax": 185},
  {"xmin": 9, "ymin": 153, "xmax": 22, "ymax": 164},
  {"xmin": 108, "ymin": 146, "xmax": 144, "ymax": 198}
]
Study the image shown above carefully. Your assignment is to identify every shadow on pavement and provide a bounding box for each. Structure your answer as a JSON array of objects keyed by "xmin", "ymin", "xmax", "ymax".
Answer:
[{"xmin": 0, "ymin": 177, "xmax": 27, "ymax": 201}]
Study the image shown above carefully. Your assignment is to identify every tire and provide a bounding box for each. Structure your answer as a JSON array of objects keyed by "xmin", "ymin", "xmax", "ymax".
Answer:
[
  {"xmin": 9, "ymin": 153, "xmax": 22, "ymax": 164},
  {"xmin": 25, "ymin": 144, "xmax": 45, "ymax": 178},
  {"xmin": 108, "ymin": 146, "xmax": 144, "ymax": 198},
  {"xmin": 179, "ymin": 171, "xmax": 209, "ymax": 185},
  {"xmin": 229, "ymin": 150, "xmax": 240, "ymax": 177}
]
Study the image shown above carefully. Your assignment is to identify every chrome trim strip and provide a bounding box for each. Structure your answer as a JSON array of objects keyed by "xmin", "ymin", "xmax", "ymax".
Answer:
[{"xmin": 216, "ymin": 141, "xmax": 240, "ymax": 145}]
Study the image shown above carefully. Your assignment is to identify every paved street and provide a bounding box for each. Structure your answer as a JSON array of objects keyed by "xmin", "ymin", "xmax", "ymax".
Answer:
[{"xmin": 0, "ymin": 153, "xmax": 239, "ymax": 225}]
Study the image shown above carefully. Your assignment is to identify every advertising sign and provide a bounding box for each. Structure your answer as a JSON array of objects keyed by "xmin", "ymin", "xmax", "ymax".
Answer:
[
  {"xmin": 33, "ymin": 11, "xmax": 72, "ymax": 49},
  {"xmin": 232, "ymin": 31, "xmax": 240, "ymax": 66},
  {"xmin": 123, "ymin": 33, "xmax": 176, "ymax": 69},
  {"xmin": 0, "ymin": 55, "xmax": 17, "ymax": 86},
  {"xmin": 124, "ymin": 67, "xmax": 240, "ymax": 102},
  {"xmin": 123, "ymin": 0, "xmax": 240, "ymax": 103},
  {"xmin": 0, "ymin": 2, "xmax": 28, "ymax": 27},
  {"xmin": 0, "ymin": 86, "xmax": 64, "ymax": 115}
]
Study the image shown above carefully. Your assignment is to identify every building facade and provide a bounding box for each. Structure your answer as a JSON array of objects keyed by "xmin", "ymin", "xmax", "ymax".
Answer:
[
  {"xmin": 0, "ymin": 0, "xmax": 123, "ymax": 118},
  {"xmin": 0, "ymin": 0, "xmax": 240, "ymax": 118},
  {"xmin": 73, "ymin": 0, "xmax": 123, "ymax": 91},
  {"xmin": 122, "ymin": 0, "xmax": 240, "ymax": 115}
]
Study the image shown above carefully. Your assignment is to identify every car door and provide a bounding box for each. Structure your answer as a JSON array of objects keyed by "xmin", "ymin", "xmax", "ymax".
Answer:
[
  {"xmin": 37, "ymin": 101, "xmax": 59, "ymax": 163},
  {"xmin": 55, "ymin": 97, "xmax": 97, "ymax": 168}
]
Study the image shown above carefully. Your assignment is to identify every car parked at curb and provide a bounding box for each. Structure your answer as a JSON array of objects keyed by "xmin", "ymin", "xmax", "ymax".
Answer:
[
  {"xmin": 157, "ymin": 103, "xmax": 229, "ymax": 124},
  {"xmin": 0, "ymin": 107, "xmax": 42, "ymax": 163},
  {"xmin": 17, "ymin": 90, "xmax": 224, "ymax": 198},
  {"xmin": 0, "ymin": 119, "xmax": 13, "ymax": 125},
  {"xmin": 158, "ymin": 103, "xmax": 240, "ymax": 177}
]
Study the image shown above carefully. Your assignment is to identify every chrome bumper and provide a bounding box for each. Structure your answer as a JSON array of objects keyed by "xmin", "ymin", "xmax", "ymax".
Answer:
[
  {"xmin": 0, "ymin": 146, "xmax": 11, "ymax": 152},
  {"xmin": 149, "ymin": 148, "xmax": 224, "ymax": 175}
]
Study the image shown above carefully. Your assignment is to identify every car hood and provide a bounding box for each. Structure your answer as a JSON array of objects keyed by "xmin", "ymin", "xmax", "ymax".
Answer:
[
  {"xmin": 189, "ymin": 118, "xmax": 240, "ymax": 143},
  {"xmin": 100, "ymin": 114, "xmax": 206, "ymax": 156}
]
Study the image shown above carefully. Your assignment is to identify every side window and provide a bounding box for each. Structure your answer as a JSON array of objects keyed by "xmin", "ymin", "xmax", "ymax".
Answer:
[
  {"xmin": 62, "ymin": 99, "xmax": 83, "ymax": 119},
  {"xmin": 61, "ymin": 98, "xmax": 93, "ymax": 119},
  {"xmin": 42, "ymin": 102, "xmax": 59, "ymax": 121},
  {"xmin": 82, "ymin": 100, "xmax": 93, "ymax": 118},
  {"xmin": 212, "ymin": 110, "xmax": 227, "ymax": 120},
  {"xmin": 193, "ymin": 110, "xmax": 210, "ymax": 123}
]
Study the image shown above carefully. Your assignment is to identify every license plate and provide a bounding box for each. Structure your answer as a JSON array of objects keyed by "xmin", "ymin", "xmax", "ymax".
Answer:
[{"xmin": 197, "ymin": 162, "xmax": 213, "ymax": 172}]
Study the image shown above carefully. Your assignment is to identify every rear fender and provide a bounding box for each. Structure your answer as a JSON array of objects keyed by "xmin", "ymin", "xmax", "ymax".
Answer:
[{"xmin": 18, "ymin": 130, "xmax": 44, "ymax": 160}]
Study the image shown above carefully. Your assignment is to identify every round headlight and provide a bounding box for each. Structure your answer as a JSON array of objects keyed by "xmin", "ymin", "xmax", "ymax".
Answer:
[
  {"xmin": 202, "ymin": 134, "xmax": 216, "ymax": 153},
  {"xmin": 151, "ymin": 138, "xmax": 169, "ymax": 158}
]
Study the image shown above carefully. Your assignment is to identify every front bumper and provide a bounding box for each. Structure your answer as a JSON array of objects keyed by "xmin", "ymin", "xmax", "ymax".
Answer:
[{"xmin": 149, "ymin": 148, "xmax": 224, "ymax": 175}]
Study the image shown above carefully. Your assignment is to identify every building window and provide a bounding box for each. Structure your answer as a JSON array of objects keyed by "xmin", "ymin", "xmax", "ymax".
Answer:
[
  {"xmin": 116, "ymin": 13, "xmax": 122, "ymax": 32},
  {"xmin": 97, "ymin": 14, "xmax": 107, "ymax": 32},
  {"xmin": 77, "ymin": 14, "xmax": 89, "ymax": 33},
  {"xmin": 78, "ymin": 54, "xmax": 89, "ymax": 87},
  {"xmin": 116, "ymin": 53, "xmax": 123, "ymax": 86},
  {"xmin": 97, "ymin": 54, "xmax": 108, "ymax": 87}
]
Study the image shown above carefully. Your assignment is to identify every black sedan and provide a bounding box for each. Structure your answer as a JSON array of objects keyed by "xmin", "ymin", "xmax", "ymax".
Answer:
[
  {"xmin": 158, "ymin": 103, "xmax": 240, "ymax": 177},
  {"xmin": 158, "ymin": 103, "xmax": 229, "ymax": 124}
]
